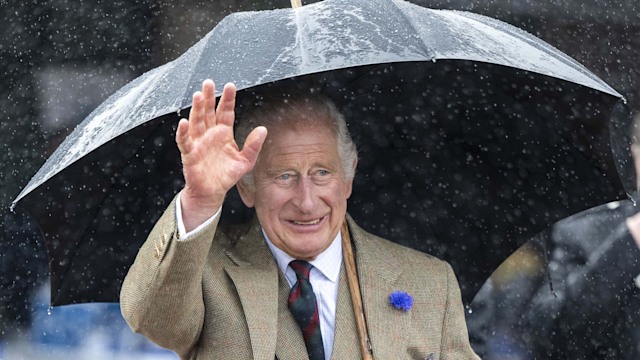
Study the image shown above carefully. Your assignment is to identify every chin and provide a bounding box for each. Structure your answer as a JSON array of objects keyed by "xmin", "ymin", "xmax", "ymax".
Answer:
[{"xmin": 292, "ymin": 246, "xmax": 325, "ymax": 260}]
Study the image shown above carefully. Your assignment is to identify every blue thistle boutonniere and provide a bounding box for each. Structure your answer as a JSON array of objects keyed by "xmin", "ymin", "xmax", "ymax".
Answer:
[{"xmin": 389, "ymin": 291, "xmax": 413, "ymax": 311}]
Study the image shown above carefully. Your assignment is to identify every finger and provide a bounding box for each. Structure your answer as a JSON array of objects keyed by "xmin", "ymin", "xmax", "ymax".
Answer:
[
  {"xmin": 240, "ymin": 126, "xmax": 268, "ymax": 167},
  {"xmin": 202, "ymin": 79, "xmax": 216, "ymax": 128},
  {"xmin": 188, "ymin": 91, "xmax": 206, "ymax": 138},
  {"xmin": 176, "ymin": 118, "xmax": 193, "ymax": 155},
  {"xmin": 216, "ymin": 83, "xmax": 236, "ymax": 127}
]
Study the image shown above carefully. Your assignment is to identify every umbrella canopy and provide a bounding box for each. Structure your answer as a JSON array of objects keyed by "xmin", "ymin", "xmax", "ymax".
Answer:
[{"xmin": 13, "ymin": 0, "xmax": 625, "ymax": 305}]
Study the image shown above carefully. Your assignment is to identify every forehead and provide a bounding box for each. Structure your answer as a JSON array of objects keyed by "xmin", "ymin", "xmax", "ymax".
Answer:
[
  {"xmin": 268, "ymin": 114, "xmax": 336, "ymax": 142},
  {"xmin": 259, "ymin": 120, "xmax": 340, "ymax": 165}
]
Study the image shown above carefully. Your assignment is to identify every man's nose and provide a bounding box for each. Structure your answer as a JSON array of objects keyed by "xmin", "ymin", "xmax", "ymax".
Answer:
[{"xmin": 293, "ymin": 176, "xmax": 317, "ymax": 212}]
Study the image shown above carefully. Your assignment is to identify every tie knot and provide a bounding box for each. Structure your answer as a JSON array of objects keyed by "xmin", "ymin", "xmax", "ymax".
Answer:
[{"xmin": 290, "ymin": 260, "xmax": 313, "ymax": 281}]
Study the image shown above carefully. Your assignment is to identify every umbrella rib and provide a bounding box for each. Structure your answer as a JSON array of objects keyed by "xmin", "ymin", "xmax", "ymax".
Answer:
[
  {"xmin": 388, "ymin": 0, "xmax": 435, "ymax": 60},
  {"xmin": 177, "ymin": 32, "xmax": 217, "ymax": 108}
]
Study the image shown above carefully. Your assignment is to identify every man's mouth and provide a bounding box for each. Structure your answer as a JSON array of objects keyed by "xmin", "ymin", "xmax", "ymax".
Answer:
[{"xmin": 292, "ymin": 218, "xmax": 321, "ymax": 225}]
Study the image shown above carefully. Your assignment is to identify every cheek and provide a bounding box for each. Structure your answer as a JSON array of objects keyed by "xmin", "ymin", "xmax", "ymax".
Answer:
[
  {"xmin": 326, "ymin": 186, "xmax": 350, "ymax": 208},
  {"xmin": 257, "ymin": 189, "xmax": 290, "ymax": 211}
]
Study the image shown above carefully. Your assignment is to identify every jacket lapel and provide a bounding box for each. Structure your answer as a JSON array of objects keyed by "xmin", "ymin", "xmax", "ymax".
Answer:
[
  {"xmin": 224, "ymin": 220, "xmax": 280, "ymax": 360},
  {"xmin": 330, "ymin": 263, "xmax": 362, "ymax": 359},
  {"xmin": 275, "ymin": 270, "xmax": 308, "ymax": 360},
  {"xmin": 347, "ymin": 215, "xmax": 404, "ymax": 359}
]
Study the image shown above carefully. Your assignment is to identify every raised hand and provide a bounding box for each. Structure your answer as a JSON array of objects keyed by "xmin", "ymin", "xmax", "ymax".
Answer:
[{"xmin": 176, "ymin": 80, "xmax": 267, "ymax": 231}]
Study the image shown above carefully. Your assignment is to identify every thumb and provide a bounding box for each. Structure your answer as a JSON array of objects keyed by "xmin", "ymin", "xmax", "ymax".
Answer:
[{"xmin": 241, "ymin": 126, "xmax": 268, "ymax": 167}]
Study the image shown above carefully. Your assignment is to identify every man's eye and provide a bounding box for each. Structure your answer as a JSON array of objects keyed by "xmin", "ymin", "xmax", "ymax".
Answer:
[
  {"xmin": 279, "ymin": 174, "xmax": 293, "ymax": 180},
  {"xmin": 312, "ymin": 170, "xmax": 332, "ymax": 181}
]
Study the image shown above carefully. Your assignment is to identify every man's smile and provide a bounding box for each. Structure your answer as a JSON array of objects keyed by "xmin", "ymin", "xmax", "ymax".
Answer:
[{"xmin": 287, "ymin": 215, "xmax": 327, "ymax": 226}]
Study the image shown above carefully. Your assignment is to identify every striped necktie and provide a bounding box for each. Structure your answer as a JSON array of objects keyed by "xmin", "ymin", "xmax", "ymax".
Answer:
[{"xmin": 288, "ymin": 260, "xmax": 325, "ymax": 360}]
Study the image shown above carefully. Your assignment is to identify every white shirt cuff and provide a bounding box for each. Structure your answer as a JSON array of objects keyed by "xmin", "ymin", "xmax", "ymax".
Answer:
[{"xmin": 175, "ymin": 192, "xmax": 222, "ymax": 240}]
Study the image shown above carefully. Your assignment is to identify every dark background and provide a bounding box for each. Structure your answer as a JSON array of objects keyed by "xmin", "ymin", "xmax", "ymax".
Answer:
[{"xmin": 1, "ymin": 0, "xmax": 638, "ymax": 336}]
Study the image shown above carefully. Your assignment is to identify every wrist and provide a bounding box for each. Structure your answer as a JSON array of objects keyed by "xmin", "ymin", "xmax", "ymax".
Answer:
[{"xmin": 179, "ymin": 189, "xmax": 225, "ymax": 232}]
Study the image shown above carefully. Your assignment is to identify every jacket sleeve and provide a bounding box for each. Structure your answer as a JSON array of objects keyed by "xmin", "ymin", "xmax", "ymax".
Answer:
[
  {"xmin": 440, "ymin": 262, "xmax": 482, "ymax": 360},
  {"xmin": 120, "ymin": 195, "xmax": 221, "ymax": 358}
]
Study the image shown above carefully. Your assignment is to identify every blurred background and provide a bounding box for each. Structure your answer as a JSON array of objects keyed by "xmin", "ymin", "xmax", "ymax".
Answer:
[{"xmin": 1, "ymin": 0, "xmax": 638, "ymax": 358}]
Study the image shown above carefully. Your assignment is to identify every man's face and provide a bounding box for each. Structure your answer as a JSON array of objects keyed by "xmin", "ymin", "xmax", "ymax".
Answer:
[{"xmin": 238, "ymin": 120, "xmax": 354, "ymax": 260}]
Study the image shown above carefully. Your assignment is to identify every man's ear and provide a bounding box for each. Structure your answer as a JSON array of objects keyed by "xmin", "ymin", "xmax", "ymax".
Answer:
[{"xmin": 236, "ymin": 180, "xmax": 256, "ymax": 208}]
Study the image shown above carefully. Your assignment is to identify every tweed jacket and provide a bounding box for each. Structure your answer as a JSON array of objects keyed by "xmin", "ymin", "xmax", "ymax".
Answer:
[{"xmin": 120, "ymin": 198, "xmax": 479, "ymax": 360}]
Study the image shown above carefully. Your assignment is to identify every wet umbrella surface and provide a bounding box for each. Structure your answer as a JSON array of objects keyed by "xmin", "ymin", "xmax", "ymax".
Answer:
[{"xmin": 13, "ymin": 0, "xmax": 625, "ymax": 305}]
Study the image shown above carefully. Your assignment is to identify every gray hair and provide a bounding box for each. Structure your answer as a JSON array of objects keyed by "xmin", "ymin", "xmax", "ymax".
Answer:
[{"xmin": 235, "ymin": 93, "xmax": 358, "ymax": 189}]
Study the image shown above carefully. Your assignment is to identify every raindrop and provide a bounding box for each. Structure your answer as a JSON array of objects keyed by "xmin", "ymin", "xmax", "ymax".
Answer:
[{"xmin": 47, "ymin": 306, "xmax": 52, "ymax": 316}]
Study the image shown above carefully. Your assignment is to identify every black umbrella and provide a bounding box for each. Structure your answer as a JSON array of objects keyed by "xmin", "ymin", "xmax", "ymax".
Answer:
[{"xmin": 12, "ymin": 0, "xmax": 625, "ymax": 305}]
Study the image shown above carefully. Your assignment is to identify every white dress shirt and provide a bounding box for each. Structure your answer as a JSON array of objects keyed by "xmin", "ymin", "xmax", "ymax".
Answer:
[
  {"xmin": 264, "ymin": 228, "xmax": 342, "ymax": 360},
  {"xmin": 176, "ymin": 193, "xmax": 342, "ymax": 360}
]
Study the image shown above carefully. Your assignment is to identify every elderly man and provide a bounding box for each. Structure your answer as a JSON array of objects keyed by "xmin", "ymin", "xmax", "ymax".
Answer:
[{"xmin": 121, "ymin": 80, "xmax": 479, "ymax": 360}]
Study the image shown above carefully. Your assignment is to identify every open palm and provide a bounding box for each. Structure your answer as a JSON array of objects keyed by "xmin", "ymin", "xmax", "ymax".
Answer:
[{"xmin": 176, "ymin": 80, "xmax": 267, "ymax": 229}]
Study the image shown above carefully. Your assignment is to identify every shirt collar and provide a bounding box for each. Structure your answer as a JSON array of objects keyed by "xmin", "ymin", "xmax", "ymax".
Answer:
[{"xmin": 262, "ymin": 228, "xmax": 343, "ymax": 284}]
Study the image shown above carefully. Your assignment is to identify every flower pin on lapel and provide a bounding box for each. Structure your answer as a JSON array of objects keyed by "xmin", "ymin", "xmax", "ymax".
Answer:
[{"xmin": 389, "ymin": 291, "xmax": 413, "ymax": 311}]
